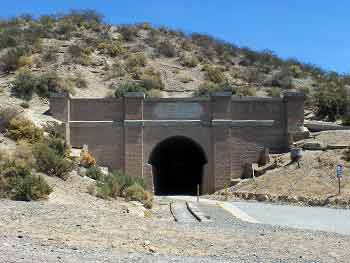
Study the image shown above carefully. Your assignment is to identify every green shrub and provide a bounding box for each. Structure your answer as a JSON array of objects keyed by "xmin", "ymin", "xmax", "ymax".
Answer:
[
  {"xmin": 114, "ymin": 81, "xmax": 146, "ymax": 98},
  {"xmin": 96, "ymin": 174, "xmax": 121, "ymax": 199},
  {"xmin": 35, "ymin": 72, "xmax": 72, "ymax": 97},
  {"xmin": 290, "ymin": 64, "xmax": 303, "ymax": 78},
  {"xmin": 123, "ymin": 183, "xmax": 153, "ymax": 208},
  {"xmin": 11, "ymin": 70, "xmax": 74, "ymax": 99},
  {"xmin": 118, "ymin": 25, "xmax": 139, "ymax": 41},
  {"xmin": 105, "ymin": 62, "xmax": 126, "ymax": 80},
  {"xmin": 11, "ymin": 68, "xmax": 37, "ymax": 100},
  {"xmin": 0, "ymin": 106, "xmax": 20, "ymax": 130},
  {"xmin": 194, "ymin": 81, "xmax": 233, "ymax": 97},
  {"xmin": 140, "ymin": 67, "xmax": 164, "ymax": 90},
  {"xmin": 180, "ymin": 54, "xmax": 199, "ymax": 68},
  {"xmin": 97, "ymin": 40, "xmax": 125, "ymax": 57},
  {"xmin": 42, "ymin": 45, "xmax": 59, "ymax": 63},
  {"xmin": 202, "ymin": 65, "xmax": 226, "ymax": 83},
  {"xmin": 267, "ymin": 87, "xmax": 281, "ymax": 98},
  {"xmin": 8, "ymin": 173, "xmax": 52, "ymax": 201},
  {"xmin": 125, "ymin": 53, "xmax": 147, "ymax": 70},
  {"xmin": 6, "ymin": 117, "xmax": 43, "ymax": 143},
  {"xmin": 67, "ymin": 44, "xmax": 93, "ymax": 65},
  {"xmin": 315, "ymin": 83, "xmax": 348, "ymax": 121},
  {"xmin": 94, "ymin": 171, "xmax": 151, "ymax": 207},
  {"xmin": 271, "ymin": 68, "xmax": 293, "ymax": 89},
  {"xmin": 0, "ymin": 159, "xmax": 52, "ymax": 201},
  {"xmin": 146, "ymin": 89, "xmax": 162, "ymax": 98},
  {"xmin": 0, "ymin": 48, "xmax": 25, "ymax": 72},
  {"xmin": 86, "ymin": 166, "xmax": 103, "ymax": 180},
  {"xmin": 238, "ymin": 87, "xmax": 256, "ymax": 97},
  {"xmin": 157, "ymin": 40, "xmax": 177, "ymax": 57},
  {"xmin": 47, "ymin": 137, "xmax": 69, "ymax": 157},
  {"xmin": 33, "ymin": 143, "xmax": 73, "ymax": 180}
]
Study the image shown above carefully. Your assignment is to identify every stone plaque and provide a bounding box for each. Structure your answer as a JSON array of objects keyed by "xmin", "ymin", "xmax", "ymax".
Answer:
[{"xmin": 154, "ymin": 102, "xmax": 203, "ymax": 119}]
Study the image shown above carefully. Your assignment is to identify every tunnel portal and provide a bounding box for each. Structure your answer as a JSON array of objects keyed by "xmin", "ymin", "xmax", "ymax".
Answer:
[{"xmin": 149, "ymin": 136, "xmax": 207, "ymax": 195}]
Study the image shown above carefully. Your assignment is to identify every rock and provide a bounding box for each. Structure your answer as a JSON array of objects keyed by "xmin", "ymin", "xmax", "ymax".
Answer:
[
  {"xmin": 148, "ymin": 246, "xmax": 156, "ymax": 253},
  {"xmin": 230, "ymin": 179, "xmax": 241, "ymax": 187},
  {"xmin": 327, "ymin": 144, "xmax": 349, "ymax": 150},
  {"xmin": 304, "ymin": 120, "xmax": 350, "ymax": 132},
  {"xmin": 255, "ymin": 193, "xmax": 269, "ymax": 202},
  {"xmin": 100, "ymin": 166, "xmax": 109, "ymax": 176},
  {"xmin": 303, "ymin": 141, "xmax": 325, "ymax": 150},
  {"xmin": 287, "ymin": 196, "xmax": 299, "ymax": 203},
  {"xmin": 78, "ymin": 167, "xmax": 87, "ymax": 177}
]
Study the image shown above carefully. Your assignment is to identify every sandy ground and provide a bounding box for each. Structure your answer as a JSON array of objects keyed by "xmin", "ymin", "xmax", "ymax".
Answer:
[{"xmin": 1, "ymin": 173, "xmax": 350, "ymax": 262}]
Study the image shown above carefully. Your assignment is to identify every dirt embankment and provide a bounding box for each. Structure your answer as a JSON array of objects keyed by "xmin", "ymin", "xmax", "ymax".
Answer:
[{"xmin": 215, "ymin": 130, "xmax": 350, "ymax": 208}]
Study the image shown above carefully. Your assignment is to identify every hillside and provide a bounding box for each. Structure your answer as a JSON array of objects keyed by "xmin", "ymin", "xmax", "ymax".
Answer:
[{"xmin": 0, "ymin": 10, "xmax": 349, "ymax": 124}]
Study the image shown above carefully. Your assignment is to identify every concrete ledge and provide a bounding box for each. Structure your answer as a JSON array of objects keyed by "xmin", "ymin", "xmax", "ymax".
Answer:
[
  {"xmin": 305, "ymin": 120, "xmax": 350, "ymax": 132},
  {"xmin": 213, "ymin": 120, "xmax": 275, "ymax": 127},
  {"xmin": 69, "ymin": 120, "xmax": 276, "ymax": 128},
  {"xmin": 69, "ymin": 121, "xmax": 115, "ymax": 128}
]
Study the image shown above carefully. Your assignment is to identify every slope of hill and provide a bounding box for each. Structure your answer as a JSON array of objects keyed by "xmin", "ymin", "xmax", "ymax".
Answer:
[{"xmin": 0, "ymin": 10, "xmax": 349, "ymax": 123}]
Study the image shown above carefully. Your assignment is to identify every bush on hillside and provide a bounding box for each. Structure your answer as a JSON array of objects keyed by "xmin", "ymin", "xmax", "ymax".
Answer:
[
  {"xmin": 11, "ymin": 69, "xmax": 74, "ymax": 99},
  {"xmin": 140, "ymin": 67, "xmax": 164, "ymax": 90},
  {"xmin": 105, "ymin": 62, "xmax": 126, "ymax": 80},
  {"xmin": 33, "ymin": 143, "xmax": 74, "ymax": 180},
  {"xmin": 94, "ymin": 171, "xmax": 151, "ymax": 207},
  {"xmin": 271, "ymin": 68, "xmax": 293, "ymax": 89},
  {"xmin": 194, "ymin": 81, "xmax": 233, "ymax": 97},
  {"xmin": 123, "ymin": 183, "xmax": 153, "ymax": 208},
  {"xmin": 97, "ymin": 40, "xmax": 125, "ymax": 57},
  {"xmin": 0, "ymin": 106, "xmax": 20, "ymax": 130},
  {"xmin": 67, "ymin": 44, "xmax": 93, "ymax": 65},
  {"xmin": 0, "ymin": 48, "xmax": 26, "ymax": 73},
  {"xmin": 86, "ymin": 166, "xmax": 104, "ymax": 180},
  {"xmin": 157, "ymin": 40, "xmax": 177, "ymax": 57},
  {"xmin": 118, "ymin": 25, "xmax": 139, "ymax": 41},
  {"xmin": 237, "ymin": 87, "xmax": 256, "ymax": 97},
  {"xmin": 267, "ymin": 87, "xmax": 281, "ymax": 98},
  {"xmin": 11, "ymin": 68, "xmax": 37, "ymax": 100},
  {"xmin": 202, "ymin": 64, "xmax": 226, "ymax": 83},
  {"xmin": 314, "ymin": 83, "xmax": 348, "ymax": 122},
  {"xmin": 125, "ymin": 52, "xmax": 147, "ymax": 70},
  {"xmin": 146, "ymin": 89, "xmax": 162, "ymax": 98},
  {"xmin": 180, "ymin": 54, "xmax": 199, "ymax": 68},
  {"xmin": 0, "ymin": 159, "xmax": 52, "ymax": 201},
  {"xmin": 42, "ymin": 45, "xmax": 59, "ymax": 63},
  {"xmin": 114, "ymin": 81, "xmax": 146, "ymax": 98},
  {"xmin": 6, "ymin": 117, "xmax": 43, "ymax": 143}
]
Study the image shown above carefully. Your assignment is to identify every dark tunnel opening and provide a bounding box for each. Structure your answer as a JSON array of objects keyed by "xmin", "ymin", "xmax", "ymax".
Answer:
[{"xmin": 149, "ymin": 136, "xmax": 207, "ymax": 195}]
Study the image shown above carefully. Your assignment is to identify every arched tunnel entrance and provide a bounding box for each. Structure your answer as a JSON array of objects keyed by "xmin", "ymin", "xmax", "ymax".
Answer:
[{"xmin": 149, "ymin": 136, "xmax": 207, "ymax": 195}]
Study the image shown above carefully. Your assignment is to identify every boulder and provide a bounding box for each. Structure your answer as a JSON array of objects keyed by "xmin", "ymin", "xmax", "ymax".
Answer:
[{"xmin": 302, "ymin": 141, "xmax": 325, "ymax": 151}]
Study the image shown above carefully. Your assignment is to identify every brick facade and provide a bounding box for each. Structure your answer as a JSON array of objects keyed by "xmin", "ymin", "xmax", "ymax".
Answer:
[{"xmin": 50, "ymin": 91, "xmax": 304, "ymax": 194}]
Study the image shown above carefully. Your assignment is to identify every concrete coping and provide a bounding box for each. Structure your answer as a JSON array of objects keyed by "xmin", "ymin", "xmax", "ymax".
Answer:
[
  {"xmin": 212, "ymin": 119, "xmax": 275, "ymax": 127},
  {"xmin": 124, "ymin": 92, "xmax": 145, "ymax": 98},
  {"xmin": 69, "ymin": 119, "xmax": 275, "ymax": 128},
  {"xmin": 231, "ymin": 96, "xmax": 282, "ymax": 102},
  {"xmin": 210, "ymin": 91, "xmax": 232, "ymax": 97}
]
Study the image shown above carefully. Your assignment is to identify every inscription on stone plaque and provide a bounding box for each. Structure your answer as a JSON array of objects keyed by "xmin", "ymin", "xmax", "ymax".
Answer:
[{"xmin": 154, "ymin": 102, "xmax": 203, "ymax": 119}]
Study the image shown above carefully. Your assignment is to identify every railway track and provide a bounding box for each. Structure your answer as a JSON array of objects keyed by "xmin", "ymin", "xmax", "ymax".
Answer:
[{"xmin": 170, "ymin": 201, "xmax": 211, "ymax": 223}]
